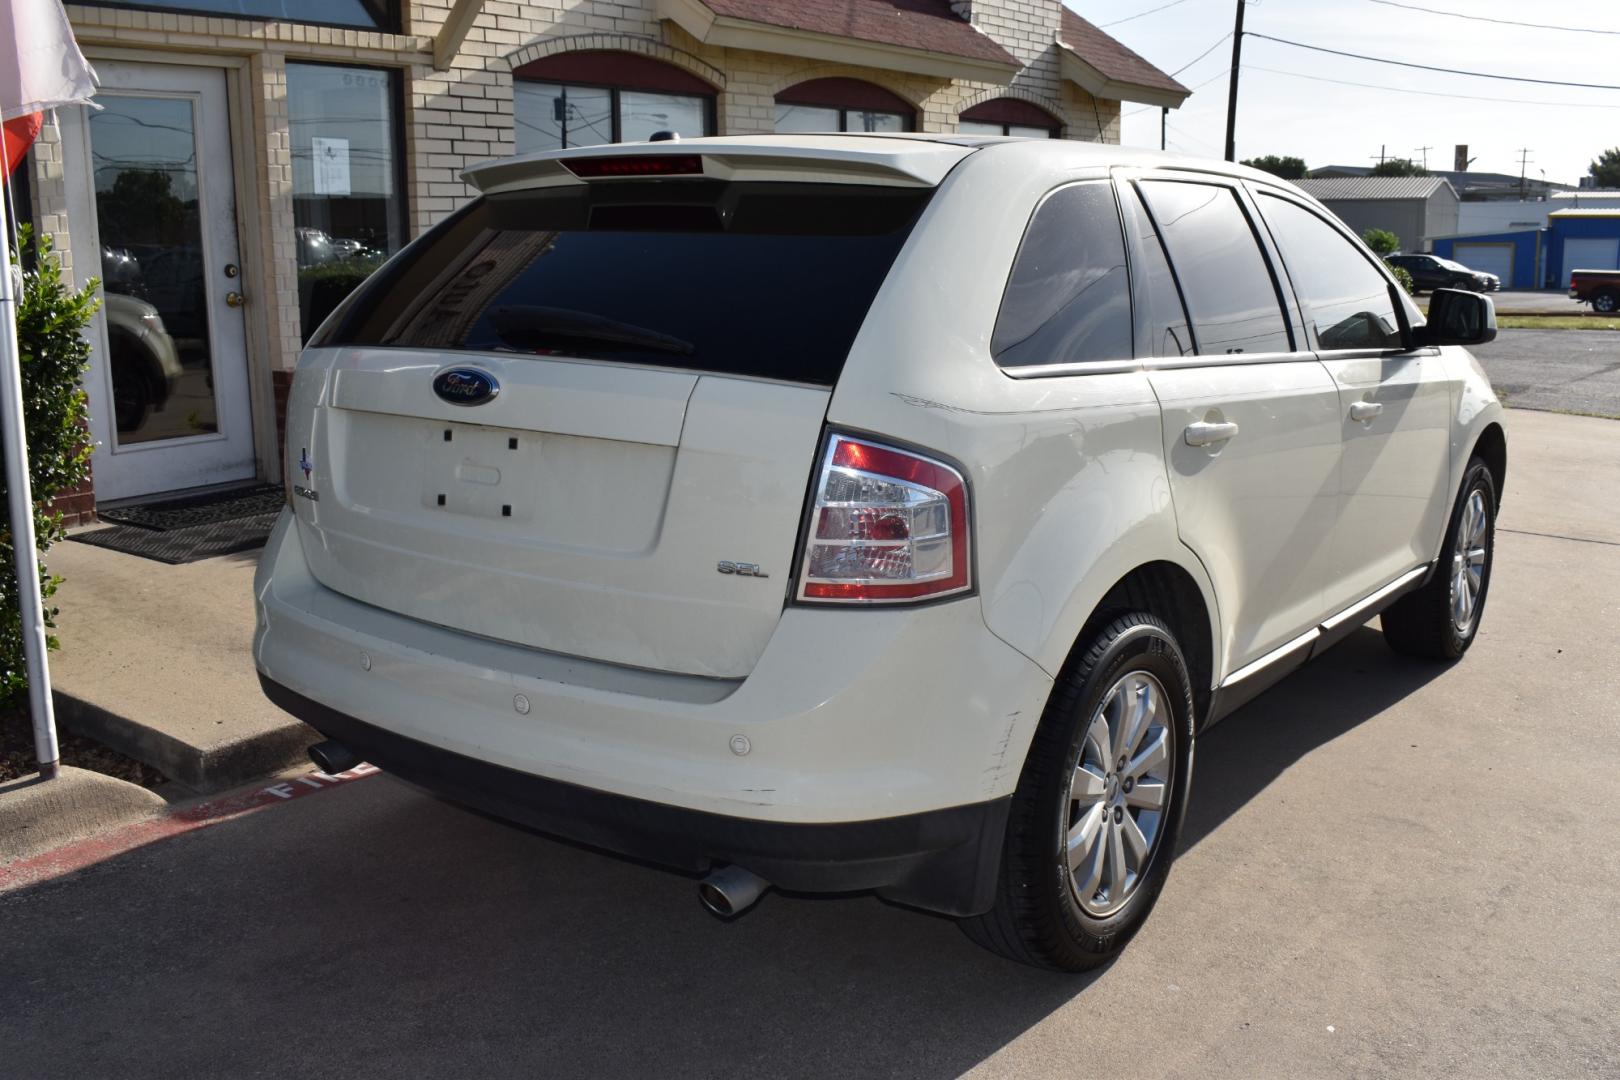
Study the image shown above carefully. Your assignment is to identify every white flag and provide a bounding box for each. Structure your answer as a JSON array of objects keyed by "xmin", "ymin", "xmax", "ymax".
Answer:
[{"xmin": 0, "ymin": 0, "xmax": 97, "ymax": 120}]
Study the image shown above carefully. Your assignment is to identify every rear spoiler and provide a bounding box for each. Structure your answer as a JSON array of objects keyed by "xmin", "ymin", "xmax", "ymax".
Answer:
[{"xmin": 462, "ymin": 137, "xmax": 972, "ymax": 194}]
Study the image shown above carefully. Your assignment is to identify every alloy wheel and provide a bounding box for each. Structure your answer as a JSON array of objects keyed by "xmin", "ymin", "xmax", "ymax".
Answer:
[
  {"xmin": 1450, "ymin": 488, "xmax": 1489, "ymax": 633},
  {"xmin": 1063, "ymin": 670, "xmax": 1174, "ymax": 917}
]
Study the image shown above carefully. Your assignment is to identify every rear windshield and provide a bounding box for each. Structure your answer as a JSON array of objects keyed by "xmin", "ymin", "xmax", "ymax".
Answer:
[{"xmin": 311, "ymin": 180, "xmax": 933, "ymax": 385}]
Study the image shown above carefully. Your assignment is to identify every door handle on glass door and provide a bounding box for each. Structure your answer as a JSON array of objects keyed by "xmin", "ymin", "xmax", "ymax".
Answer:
[
  {"xmin": 225, "ymin": 291, "xmax": 245, "ymax": 308},
  {"xmin": 1349, "ymin": 400, "xmax": 1383, "ymax": 422},
  {"xmin": 1184, "ymin": 421, "xmax": 1240, "ymax": 447}
]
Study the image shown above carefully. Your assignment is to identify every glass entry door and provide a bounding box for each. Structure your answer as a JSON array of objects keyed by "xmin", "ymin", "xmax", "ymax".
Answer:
[{"xmin": 63, "ymin": 61, "xmax": 256, "ymax": 501}]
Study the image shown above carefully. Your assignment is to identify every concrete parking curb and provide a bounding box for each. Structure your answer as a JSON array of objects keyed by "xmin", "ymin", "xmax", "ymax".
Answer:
[
  {"xmin": 47, "ymin": 539, "xmax": 320, "ymax": 793},
  {"xmin": 0, "ymin": 766, "xmax": 167, "ymax": 866},
  {"xmin": 53, "ymin": 689, "xmax": 318, "ymax": 793}
]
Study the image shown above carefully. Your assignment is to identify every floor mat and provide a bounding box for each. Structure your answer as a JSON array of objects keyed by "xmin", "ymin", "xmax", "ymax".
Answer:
[
  {"xmin": 95, "ymin": 484, "xmax": 284, "ymax": 531},
  {"xmin": 69, "ymin": 512, "xmax": 281, "ymax": 564}
]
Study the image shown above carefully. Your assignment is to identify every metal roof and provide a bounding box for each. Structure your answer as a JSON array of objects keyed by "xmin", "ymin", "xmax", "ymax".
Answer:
[
  {"xmin": 1290, "ymin": 176, "xmax": 1458, "ymax": 201},
  {"xmin": 1548, "ymin": 208, "xmax": 1620, "ymax": 218}
]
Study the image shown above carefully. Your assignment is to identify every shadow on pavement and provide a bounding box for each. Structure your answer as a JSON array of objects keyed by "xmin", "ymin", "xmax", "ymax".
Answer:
[{"xmin": 0, "ymin": 628, "xmax": 1445, "ymax": 1079}]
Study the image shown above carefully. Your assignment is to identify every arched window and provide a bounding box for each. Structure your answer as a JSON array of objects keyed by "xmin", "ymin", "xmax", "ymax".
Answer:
[
  {"xmin": 774, "ymin": 78, "xmax": 914, "ymax": 134},
  {"xmin": 512, "ymin": 52, "xmax": 717, "ymax": 153},
  {"xmin": 958, "ymin": 98, "xmax": 1061, "ymax": 138}
]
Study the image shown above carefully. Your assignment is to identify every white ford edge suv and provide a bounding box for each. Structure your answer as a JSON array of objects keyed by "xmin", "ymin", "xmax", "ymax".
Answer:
[{"xmin": 255, "ymin": 135, "xmax": 1505, "ymax": 971}]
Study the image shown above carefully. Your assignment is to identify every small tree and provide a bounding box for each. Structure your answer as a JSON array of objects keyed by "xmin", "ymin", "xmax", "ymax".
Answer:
[
  {"xmin": 2, "ymin": 225, "xmax": 97, "ymax": 709},
  {"xmin": 1361, "ymin": 228, "xmax": 1400, "ymax": 257},
  {"xmin": 1388, "ymin": 264, "xmax": 1415, "ymax": 297},
  {"xmin": 1590, "ymin": 148, "xmax": 1620, "ymax": 189},
  {"xmin": 1371, "ymin": 158, "xmax": 1427, "ymax": 178},
  {"xmin": 1241, "ymin": 155, "xmax": 1308, "ymax": 180}
]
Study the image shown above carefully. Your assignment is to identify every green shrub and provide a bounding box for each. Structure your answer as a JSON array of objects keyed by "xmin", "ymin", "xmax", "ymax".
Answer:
[
  {"xmin": 2, "ymin": 225, "xmax": 97, "ymax": 709},
  {"xmin": 298, "ymin": 256, "xmax": 384, "ymax": 342},
  {"xmin": 1390, "ymin": 264, "xmax": 1416, "ymax": 296},
  {"xmin": 1361, "ymin": 228, "xmax": 1400, "ymax": 257}
]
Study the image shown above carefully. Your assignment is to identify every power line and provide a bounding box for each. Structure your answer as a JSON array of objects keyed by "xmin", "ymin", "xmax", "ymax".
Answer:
[
  {"xmin": 1245, "ymin": 64, "xmax": 1620, "ymax": 109},
  {"xmin": 1123, "ymin": 68, "xmax": 1230, "ymax": 118},
  {"xmin": 1363, "ymin": 0, "xmax": 1620, "ymax": 35},
  {"xmin": 1170, "ymin": 31, "xmax": 1232, "ymax": 76},
  {"xmin": 1247, "ymin": 31, "xmax": 1620, "ymax": 91},
  {"xmin": 1097, "ymin": 0, "xmax": 1194, "ymax": 29}
]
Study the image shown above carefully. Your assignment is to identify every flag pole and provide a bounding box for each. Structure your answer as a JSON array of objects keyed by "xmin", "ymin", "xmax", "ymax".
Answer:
[{"xmin": 0, "ymin": 120, "xmax": 60, "ymax": 780}]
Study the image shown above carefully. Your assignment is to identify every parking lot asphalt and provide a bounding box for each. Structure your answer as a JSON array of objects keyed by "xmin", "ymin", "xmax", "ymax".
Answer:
[
  {"xmin": 1471, "ymin": 328, "xmax": 1620, "ymax": 418},
  {"xmin": 2, "ymin": 408, "xmax": 1617, "ymax": 1080}
]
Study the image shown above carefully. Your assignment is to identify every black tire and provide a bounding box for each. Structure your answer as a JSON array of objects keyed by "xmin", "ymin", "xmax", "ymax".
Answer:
[
  {"xmin": 1382, "ymin": 457, "xmax": 1497, "ymax": 660},
  {"xmin": 961, "ymin": 612, "xmax": 1196, "ymax": 972},
  {"xmin": 1593, "ymin": 290, "xmax": 1619, "ymax": 315}
]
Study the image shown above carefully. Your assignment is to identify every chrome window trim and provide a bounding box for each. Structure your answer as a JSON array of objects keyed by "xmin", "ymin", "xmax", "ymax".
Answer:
[{"xmin": 1000, "ymin": 358, "xmax": 1142, "ymax": 379}]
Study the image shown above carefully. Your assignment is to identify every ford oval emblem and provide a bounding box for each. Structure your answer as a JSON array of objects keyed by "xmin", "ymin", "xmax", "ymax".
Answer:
[{"xmin": 432, "ymin": 368, "xmax": 499, "ymax": 406}]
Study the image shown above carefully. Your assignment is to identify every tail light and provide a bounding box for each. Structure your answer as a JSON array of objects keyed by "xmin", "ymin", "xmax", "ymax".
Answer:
[{"xmin": 797, "ymin": 434, "xmax": 971, "ymax": 604}]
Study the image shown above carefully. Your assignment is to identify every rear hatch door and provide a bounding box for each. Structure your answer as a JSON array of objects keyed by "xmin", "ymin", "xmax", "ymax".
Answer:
[{"xmin": 293, "ymin": 159, "xmax": 944, "ymax": 678}]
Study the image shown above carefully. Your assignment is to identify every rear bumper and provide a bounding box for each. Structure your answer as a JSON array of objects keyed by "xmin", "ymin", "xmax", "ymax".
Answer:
[
  {"xmin": 263, "ymin": 675, "xmax": 1009, "ymax": 915},
  {"xmin": 253, "ymin": 509, "xmax": 1053, "ymax": 915}
]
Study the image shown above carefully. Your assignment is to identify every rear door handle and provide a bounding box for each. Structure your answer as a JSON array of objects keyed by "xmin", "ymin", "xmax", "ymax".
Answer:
[
  {"xmin": 1349, "ymin": 401, "xmax": 1384, "ymax": 422},
  {"xmin": 1184, "ymin": 421, "xmax": 1240, "ymax": 447}
]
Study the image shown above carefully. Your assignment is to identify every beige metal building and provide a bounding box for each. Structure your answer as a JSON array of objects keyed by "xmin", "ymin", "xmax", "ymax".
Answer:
[
  {"xmin": 1290, "ymin": 176, "xmax": 1461, "ymax": 256},
  {"xmin": 14, "ymin": 0, "xmax": 1186, "ymax": 514}
]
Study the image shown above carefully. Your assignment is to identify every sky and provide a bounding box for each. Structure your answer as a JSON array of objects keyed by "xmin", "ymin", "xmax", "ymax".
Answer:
[{"xmin": 1067, "ymin": 0, "xmax": 1620, "ymax": 185}]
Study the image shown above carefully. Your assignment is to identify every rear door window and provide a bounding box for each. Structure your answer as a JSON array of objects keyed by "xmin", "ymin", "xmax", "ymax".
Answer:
[
  {"xmin": 312, "ymin": 181, "xmax": 932, "ymax": 386},
  {"xmin": 1136, "ymin": 180, "xmax": 1292, "ymax": 356},
  {"xmin": 1122, "ymin": 186, "xmax": 1194, "ymax": 358},
  {"xmin": 1256, "ymin": 193, "xmax": 1403, "ymax": 351},
  {"xmin": 992, "ymin": 181, "xmax": 1133, "ymax": 369}
]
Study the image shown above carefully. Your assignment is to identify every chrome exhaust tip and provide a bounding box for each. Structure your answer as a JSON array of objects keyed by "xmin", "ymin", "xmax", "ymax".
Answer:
[{"xmin": 698, "ymin": 865, "xmax": 770, "ymax": 918}]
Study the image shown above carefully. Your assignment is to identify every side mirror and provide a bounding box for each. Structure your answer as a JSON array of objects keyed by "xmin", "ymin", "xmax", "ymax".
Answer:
[{"xmin": 1418, "ymin": 288, "xmax": 1497, "ymax": 347}]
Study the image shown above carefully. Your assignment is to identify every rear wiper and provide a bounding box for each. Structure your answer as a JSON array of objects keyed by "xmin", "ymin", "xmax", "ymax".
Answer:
[{"xmin": 488, "ymin": 305, "xmax": 695, "ymax": 357}]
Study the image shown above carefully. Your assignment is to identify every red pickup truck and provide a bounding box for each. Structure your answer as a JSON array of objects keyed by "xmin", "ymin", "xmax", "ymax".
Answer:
[{"xmin": 1569, "ymin": 269, "xmax": 1620, "ymax": 313}]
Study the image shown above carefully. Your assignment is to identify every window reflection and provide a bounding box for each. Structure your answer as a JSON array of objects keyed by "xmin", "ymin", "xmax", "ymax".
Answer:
[
  {"xmin": 513, "ymin": 82, "xmax": 711, "ymax": 153},
  {"xmin": 89, "ymin": 95, "xmax": 217, "ymax": 443},
  {"xmin": 288, "ymin": 63, "xmax": 404, "ymax": 342}
]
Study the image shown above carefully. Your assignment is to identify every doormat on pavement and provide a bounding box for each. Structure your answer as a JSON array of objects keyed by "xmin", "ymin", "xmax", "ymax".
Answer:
[
  {"xmin": 95, "ymin": 484, "xmax": 284, "ymax": 531},
  {"xmin": 69, "ymin": 512, "xmax": 280, "ymax": 564}
]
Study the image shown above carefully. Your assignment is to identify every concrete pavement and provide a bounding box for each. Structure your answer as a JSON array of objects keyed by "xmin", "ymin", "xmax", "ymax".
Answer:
[
  {"xmin": 47, "ymin": 540, "xmax": 316, "ymax": 790},
  {"xmin": 1471, "ymin": 329, "xmax": 1620, "ymax": 418},
  {"xmin": 1, "ymin": 409, "xmax": 1615, "ymax": 1078}
]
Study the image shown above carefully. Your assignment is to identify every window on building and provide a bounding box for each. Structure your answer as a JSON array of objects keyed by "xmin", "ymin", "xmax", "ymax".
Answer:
[
  {"xmin": 512, "ymin": 53, "xmax": 716, "ymax": 153},
  {"xmin": 287, "ymin": 63, "xmax": 406, "ymax": 342},
  {"xmin": 774, "ymin": 79, "xmax": 914, "ymax": 134},
  {"xmin": 992, "ymin": 181, "xmax": 1132, "ymax": 369},
  {"xmin": 1136, "ymin": 180, "xmax": 1292, "ymax": 356},
  {"xmin": 1256, "ymin": 193, "xmax": 1403, "ymax": 351},
  {"xmin": 91, "ymin": 0, "xmax": 396, "ymax": 32},
  {"xmin": 958, "ymin": 98, "xmax": 1060, "ymax": 138}
]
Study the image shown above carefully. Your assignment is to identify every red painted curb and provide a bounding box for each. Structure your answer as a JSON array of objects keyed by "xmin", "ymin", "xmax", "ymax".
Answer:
[{"xmin": 0, "ymin": 763, "xmax": 380, "ymax": 892}]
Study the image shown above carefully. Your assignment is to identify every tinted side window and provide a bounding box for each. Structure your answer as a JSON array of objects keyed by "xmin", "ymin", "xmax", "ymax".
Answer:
[
  {"xmin": 992, "ymin": 182, "xmax": 1133, "ymax": 368},
  {"xmin": 1137, "ymin": 180, "xmax": 1291, "ymax": 356},
  {"xmin": 1123, "ymin": 187, "xmax": 1193, "ymax": 357},
  {"xmin": 1258, "ymin": 194, "xmax": 1403, "ymax": 351}
]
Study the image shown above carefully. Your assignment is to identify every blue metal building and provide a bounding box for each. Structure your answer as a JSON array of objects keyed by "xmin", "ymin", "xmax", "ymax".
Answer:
[{"xmin": 1430, "ymin": 209, "xmax": 1620, "ymax": 289}]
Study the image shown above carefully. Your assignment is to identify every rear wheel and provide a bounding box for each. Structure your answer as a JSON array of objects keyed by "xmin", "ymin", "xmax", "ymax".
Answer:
[
  {"xmin": 961, "ymin": 613, "xmax": 1195, "ymax": 971},
  {"xmin": 1382, "ymin": 457, "xmax": 1497, "ymax": 660},
  {"xmin": 1592, "ymin": 290, "xmax": 1618, "ymax": 314}
]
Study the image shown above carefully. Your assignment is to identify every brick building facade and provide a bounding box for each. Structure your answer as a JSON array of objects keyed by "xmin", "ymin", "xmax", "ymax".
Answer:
[{"xmin": 20, "ymin": 0, "xmax": 1185, "ymax": 511}]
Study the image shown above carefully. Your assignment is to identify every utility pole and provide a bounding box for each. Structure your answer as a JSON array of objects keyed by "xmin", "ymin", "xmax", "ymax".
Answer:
[
  {"xmin": 1222, "ymin": 0, "xmax": 1246, "ymax": 162},
  {"xmin": 1517, "ymin": 147, "xmax": 1534, "ymax": 200},
  {"xmin": 1414, "ymin": 145, "xmax": 1431, "ymax": 170},
  {"xmin": 1161, "ymin": 106, "xmax": 1167, "ymax": 151},
  {"xmin": 1369, "ymin": 145, "xmax": 1389, "ymax": 167}
]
